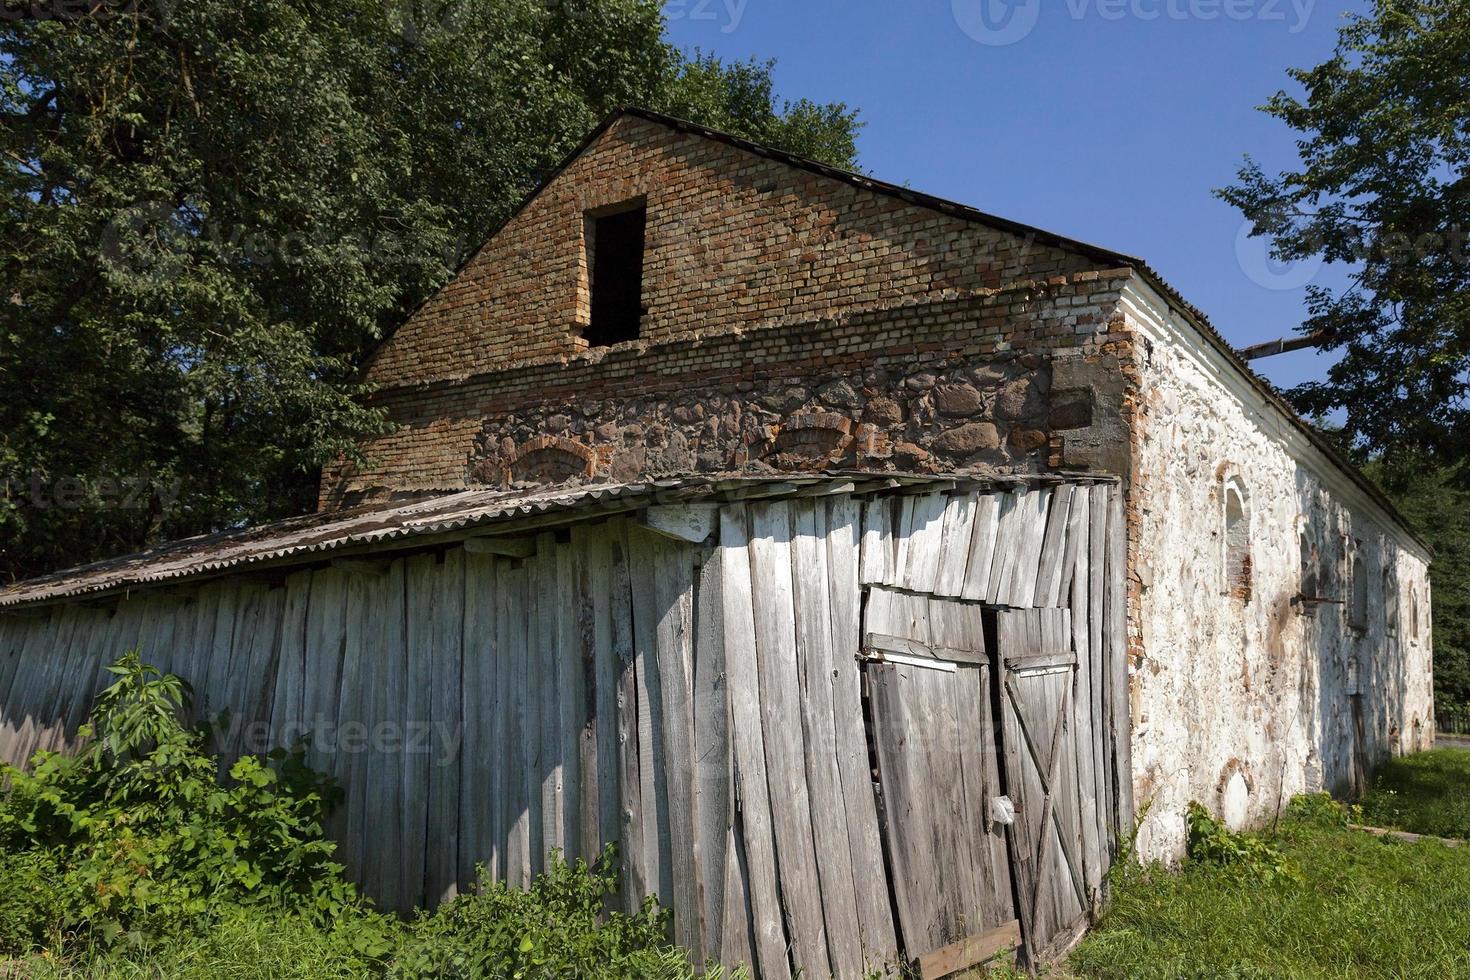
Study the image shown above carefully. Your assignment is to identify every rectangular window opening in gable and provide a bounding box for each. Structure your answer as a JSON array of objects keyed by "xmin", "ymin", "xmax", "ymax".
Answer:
[{"xmin": 583, "ymin": 200, "xmax": 647, "ymax": 348}]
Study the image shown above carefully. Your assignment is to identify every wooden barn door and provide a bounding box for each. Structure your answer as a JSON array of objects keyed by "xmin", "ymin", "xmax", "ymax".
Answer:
[
  {"xmin": 862, "ymin": 588, "xmax": 1021, "ymax": 978},
  {"xmin": 994, "ymin": 608, "xmax": 1091, "ymax": 961}
]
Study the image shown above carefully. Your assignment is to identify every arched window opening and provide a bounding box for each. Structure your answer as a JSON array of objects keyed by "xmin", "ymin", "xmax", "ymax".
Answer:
[
  {"xmin": 1383, "ymin": 566, "xmax": 1398, "ymax": 635},
  {"xmin": 1299, "ymin": 530, "xmax": 1318, "ymax": 600},
  {"xmin": 1223, "ymin": 479, "xmax": 1252, "ymax": 602},
  {"xmin": 1348, "ymin": 541, "xmax": 1369, "ymax": 631}
]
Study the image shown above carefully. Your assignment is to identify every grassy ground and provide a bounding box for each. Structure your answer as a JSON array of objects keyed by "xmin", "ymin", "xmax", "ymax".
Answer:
[
  {"xmin": 1359, "ymin": 748, "xmax": 1470, "ymax": 840},
  {"xmin": 1068, "ymin": 761, "xmax": 1470, "ymax": 979}
]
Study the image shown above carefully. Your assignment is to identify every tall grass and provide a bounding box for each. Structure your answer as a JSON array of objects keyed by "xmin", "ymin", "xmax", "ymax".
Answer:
[
  {"xmin": 1071, "ymin": 793, "xmax": 1470, "ymax": 979},
  {"xmin": 1359, "ymin": 748, "xmax": 1470, "ymax": 840}
]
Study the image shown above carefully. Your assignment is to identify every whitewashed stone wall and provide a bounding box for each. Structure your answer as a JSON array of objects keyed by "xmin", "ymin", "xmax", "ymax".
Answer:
[{"xmin": 1120, "ymin": 279, "xmax": 1434, "ymax": 861}]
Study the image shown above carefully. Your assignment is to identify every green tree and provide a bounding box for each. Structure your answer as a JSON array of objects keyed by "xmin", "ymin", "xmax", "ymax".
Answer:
[
  {"xmin": 0, "ymin": 0, "xmax": 861, "ymax": 581},
  {"xmin": 1219, "ymin": 0, "xmax": 1470, "ymax": 465}
]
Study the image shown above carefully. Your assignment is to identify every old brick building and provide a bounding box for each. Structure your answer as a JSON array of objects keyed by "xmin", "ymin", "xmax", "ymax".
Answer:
[{"xmin": 0, "ymin": 108, "xmax": 1434, "ymax": 975}]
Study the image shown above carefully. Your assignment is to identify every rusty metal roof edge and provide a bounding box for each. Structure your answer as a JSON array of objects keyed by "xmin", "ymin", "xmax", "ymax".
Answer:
[{"xmin": 0, "ymin": 471, "xmax": 1111, "ymax": 611}]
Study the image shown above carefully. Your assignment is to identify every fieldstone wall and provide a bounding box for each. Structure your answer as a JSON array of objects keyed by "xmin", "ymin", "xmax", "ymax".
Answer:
[
  {"xmin": 324, "ymin": 278, "xmax": 1135, "ymax": 506},
  {"xmin": 1121, "ymin": 282, "xmax": 1434, "ymax": 861}
]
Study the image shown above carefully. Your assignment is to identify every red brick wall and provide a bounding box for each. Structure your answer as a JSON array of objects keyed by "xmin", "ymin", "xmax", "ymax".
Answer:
[{"xmin": 329, "ymin": 114, "xmax": 1138, "ymax": 506}]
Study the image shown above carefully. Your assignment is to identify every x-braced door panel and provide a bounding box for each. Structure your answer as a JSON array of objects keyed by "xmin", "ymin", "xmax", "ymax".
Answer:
[
  {"xmin": 861, "ymin": 588, "xmax": 1020, "ymax": 977},
  {"xmin": 994, "ymin": 608, "xmax": 1091, "ymax": 960}
]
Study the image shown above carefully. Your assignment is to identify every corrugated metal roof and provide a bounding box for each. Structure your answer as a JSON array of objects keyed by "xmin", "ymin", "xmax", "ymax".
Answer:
[
  {"xmin": 0, "ymin": 480, "xmax": 668, "ymax": 609},
  {"xmin": 3, "ymin": 472, "xmax": 1074, "ymax": 610}
]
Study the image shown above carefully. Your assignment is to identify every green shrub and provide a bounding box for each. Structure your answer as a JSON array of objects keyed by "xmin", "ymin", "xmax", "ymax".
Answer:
[
  {"xmin": 0, "ymin": 652, "xmax": 362, "ymax": 947},
  {"xmin": 0, "ymin": 847, "xmax": 65, "ymax": 955},
  {"xmin": 1185, "ymin": 802, "xmax": 1297, "ymax": 883},
  {"xmin": 392, "ymin": 846, "xmax": 702, "ymax": 980}
]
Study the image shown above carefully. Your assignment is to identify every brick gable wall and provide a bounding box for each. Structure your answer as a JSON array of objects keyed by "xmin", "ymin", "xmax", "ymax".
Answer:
[{"xmin": 328, "ymin": 114, "xmax": 1138, "ymax": 506}]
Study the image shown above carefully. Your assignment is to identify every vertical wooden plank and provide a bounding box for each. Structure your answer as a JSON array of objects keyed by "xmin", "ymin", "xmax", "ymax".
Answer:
[
  {"xmin": 556, "ymin": 540, "xmax": 584, "ymax": 865},
  {"xmin": 719, "ymin": 505, "xmax": 792, "ymax": 980},
  {"xmin": 627, "ymin": 525, "xmax": 670, "ymax": 908},
  {"xmin": 954, "ymin": 664, "xmax": 1016, "ymax": 927},
  {"xmin": 826, "ymin": 495, "xmax": 900, "ymax": 971},
  {"xmin": 902, "ymin": 492, "xmax": 949, "ymax": 595},
  {"xmin": 934, "ymin": 493, "xmax": 978, "ymax": 598},
  {"xmin": 1066, "ymin": 492, "xmax": 1104, "ymax": 900},
  {"xmin": 459, "ymin": 551, "xmax": 498, "ymax": 889},
  {"xmin": 892, "ymin": 494, "xmax": 917, "ymax": 588},
  {"xmin": 652, "ymin": 534, "xmax": 704, "ymax": 958},
  {"xmin": 1, "ymin": 610, "xmax": 57, "ymax": 767},
  {"xmin": 785, "ymin": 501, "xmax": 865, "ymax": 974},
  {"xmin": 302, "ymin": 569, "xmax": 348, "ymax": 778},
  {"xmin": 1105, "ymin": 485, "xmax": 1135, "ymax": 841},
  {"xmin": 608, "ymin": 523, "xmax": 648, "ymax": 909},
  {"xmin": 428, "ymin": 548, "xmax": 465, "ymax": 905},
  {"xmin": 1034, "ymin": 485, "xmax": 1075, "ymax": 608},
  {"xmin": 693, "ymin": 543, "xmax": 729, "ymax": 962},
  {"xmin": 401, "ymin": 554, "xmax": 436, "ymax": 911},
  {"xmin": 1088, "ymin": 487, "xmax": 1110, "ymax": 855},
  {"xmin": 533, "ymin": 534, "xmax": 561, "ymax": 871},
  {"xmin": 370, "ymin": 560, "xmax": 409, "ymax": 911},
  {"xmin": 962, "ymin": 493, "xmax": 1003, "ymax": 602},
  {"xmin": 791, "ymin": 500, "xmax": 864, "ymax": 980},
  {"xmin": 571, "ymin": 528, "xmax": 607, "ymax": 866},
  {"xmin": 986, "ymin": 491, "xmax": 1025, "ymax": 604},
  {"xmin": 504, "ymin": 562, "xmax": 535, "ymax": 890},
  {"xmin": 270, "ymin": 571, "xmax": 312, "ymax": 750},
  {"xmin": 867, "ymin": 662, "xmax": 943, "ymax": 957},
  {"xmin": 748, "ymin": 500, "xmax": 833, "ymax": 980},
  {"xmin": 1009, "ymin": 489, "xmax": 1052, "ymax": 608},
  {"xmin": 860, "ymin": 496, "xmax": 894, "ymax": 586},
  {"xmin": 339, "ymin": 571, "xmax": 373, "ymax": 888}
]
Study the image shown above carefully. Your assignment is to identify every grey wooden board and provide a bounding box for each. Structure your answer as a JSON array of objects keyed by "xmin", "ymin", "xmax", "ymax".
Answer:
[
  {"xmin": 1088, "ymin": 488, "xmax": 1110, "ymax": 857},
  {"xmin": 860, "ymin": 496, "xmax": 895, "ymax": 586},
  {"xmin": 1010, "ymin": 490, "xmax": 1052, "ymax": 608},
  {"xmin": 270, "ymin": 571, "xmax": 312, "ymax": 748},
  {"xmin": 652, "ymin": 532, "xmax": 704, "ymax": 957},
  {"xmin": 1065, "ymin": 491, "xmax": 1104, "ymax": 900},
  {"xmin": 825, "ymin": 495, "xmax": 900, "ymax": 972},
  {"xmin": 901, "ymin": 493, "xmax": 949, "ymax": 595},
  {"xmin": 607, "ymin": 524, "xmax": 648, "ymax": 910},
  {"xmin": 962, "ymin": 493, "xmax": 1003, "ymax": 602},
  {"xmin": 986, "ymin": 491, "xmax": 1024, "ymax": 604},
  {"xmin": 533, "ymin": 537, "xmax": 563, "ymax": 867},
  {"xmin": 747, "ymin": 500, "xmax": 832, "ymax": 980},
  {"xmin": 627, "ymin": 525, "xmax": 672, "ymax": 909},
  {"xmin": 1034, "ymin": 485, "xmax": 1075, "ymax": 609},
  {"xmin": 505, "ymin": 563, "xmax": 535, "ymax": 890},
  {"xmin": 791, "ymin": 500, "xmax": 865, "ymax": 980},
  {"xmin": 302, "ymin": 569, "xmax": 348, "ymax": 779},
  {"xmin": 1104, "ymin": 485, "xmax": 1135, "ymax": 842},
  {"xmin": 403, "ymin": 553, "xmax": 436, "ymax": 910},
  {"xmin": 718, "ymin": 505, "xmax": 792, "ymax": 980},
  {"xmin": 428, "ymin": 548, "xmax": 465, "ymax": 904},
  {"xmin": 692, "ymin": 544, "xmax": 730, "ymax": 963},
  {"xmin": 459, "ymin": 551, "xmax": 499, "ymax": 888},
  {"xmin": 368, "ymin": 560, "xmax": 408, "ymax": 910},
  {"xmin": 556, "ymin": 541, "xmax": 584, "ymax": 865},
  {"xmin": 934, "ymin": 493, "xmax": 978, "ymax": 598}
]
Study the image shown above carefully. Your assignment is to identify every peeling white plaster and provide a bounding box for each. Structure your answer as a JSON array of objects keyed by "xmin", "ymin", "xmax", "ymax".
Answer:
[{"xmin": 1121, "ymin": 280, "xmax": 1434, "ymax": 862}]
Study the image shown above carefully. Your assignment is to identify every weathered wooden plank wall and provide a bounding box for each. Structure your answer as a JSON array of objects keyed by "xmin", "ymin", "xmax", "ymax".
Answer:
[{"xmin": 0, "ymin": 479, "xmax": 1129, "ymax": 978}]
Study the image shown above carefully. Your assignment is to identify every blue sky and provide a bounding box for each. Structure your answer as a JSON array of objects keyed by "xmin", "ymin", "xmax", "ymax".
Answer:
[{"xmin": 662, "ymin": 0, "xmax": 1361, "ymax": 393}]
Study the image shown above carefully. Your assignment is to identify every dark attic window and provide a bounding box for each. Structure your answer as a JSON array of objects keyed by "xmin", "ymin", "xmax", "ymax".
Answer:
[{"xmin": 583, "ymin": 200, "xmax": 647, "ymax": 348}]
